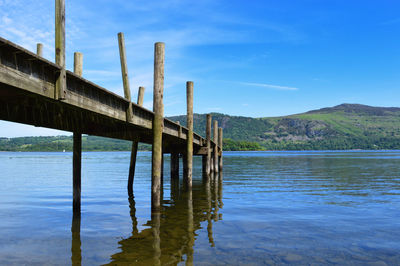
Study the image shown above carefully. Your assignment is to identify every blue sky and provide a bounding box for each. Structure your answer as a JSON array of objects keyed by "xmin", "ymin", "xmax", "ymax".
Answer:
[{"xmin": 1, "ymin": 0, "xmax": 399, "ymax": 137}]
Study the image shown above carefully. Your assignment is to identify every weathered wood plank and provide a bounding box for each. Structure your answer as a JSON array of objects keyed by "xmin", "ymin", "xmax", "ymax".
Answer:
[{"xmin": 0, "ymin": 64, "xmax": 54, "ymax": 98}]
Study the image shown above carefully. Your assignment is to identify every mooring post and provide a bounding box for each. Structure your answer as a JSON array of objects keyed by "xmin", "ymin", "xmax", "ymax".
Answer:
[
  {"xmin": 202, "ymin": 154, "xmax": 207, "ymax": 179},
  {"xmin": 128, "ymin": 86, "xmax": 145, "ymax": 194},
  {"xmin": 36, "ymin": 43, "xmax": 43, "ymax": 57},
  {"xmin": 118, "ymin": 32, "xmax": 134, "ymax": 123},
  {"xmin": 185, "ymin": 81, "xmax": 194, "ymax": 189},
  {"xmin": 72, "ymin": 52, "xmax": 83, "ymax": 215},
  {"xmin": 72, "ymin": 52, "xmax": 83, "ymax": 214},
  {"xmin": 73, "ymin": 52, "xmax": 83, "ymax": 77},
  {"xmin": 161, "ymin": 152, "xmax": 164, "ymax": 195},
  {"xmin": 206, "ymin": 114, "xmax": 212, "ymax": 176},
  {"xmin": 218, "ymin": 127, "xmax": 223, "ymax": 171},
  {"xmin": 152, "ymin": 42, "xmax": 165, "ymax": 212},
  {"xmin": 55, "ymin": 0, "xmax": 66, "ymax": 100},
  {"xmin": 170, "ymin": 152, "xmax": 179, "ymax": 179},
  {"xmin": 213, "ymin": 120, "xmax": 219, "ymax": 173},
  {"xmin": 183, "ymin": 152, "xmax": 188, "ymax": 180}
]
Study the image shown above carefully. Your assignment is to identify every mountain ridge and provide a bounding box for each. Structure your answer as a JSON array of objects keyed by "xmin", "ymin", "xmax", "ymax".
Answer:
[{"xmin": 168, "ymin": 103, "xmax": 400, "ymax": 150}]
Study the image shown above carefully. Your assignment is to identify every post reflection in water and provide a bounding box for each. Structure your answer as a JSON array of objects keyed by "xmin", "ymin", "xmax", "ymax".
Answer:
[
  {"xmin": 204, "ymin": 173, "xmax": 214, "ymax": 247},
  {"xmin": 103, "ymin": 172, "xmax": 223, "ymax": 265},
  {"xmin": 71, "ymin": 212, "xmax": 82, "ymax": 266}
]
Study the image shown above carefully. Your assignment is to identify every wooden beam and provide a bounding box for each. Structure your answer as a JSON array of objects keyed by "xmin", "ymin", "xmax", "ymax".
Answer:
[
  {"xmin": 73, "ymin": 132, "xmax": 81, "ymax": 214},
  {"xmin": 218, "ymin": 127, "xmax": 223, "ymax": 171},
  {"xmin": 73, "ymin": 52, "xmax": 83, "ymax": 77},
  {"xmin": 185, "ymin": 81, "xmax": 193, "ymax": 189},
  {"xmin": 36, "ymin": 43, "xmax": 43, "ymax": 57},
  {"xmin": 118, "ymin": 32, "xmax": 133, "ymax": 123},
  {"xmin": 128, "ymin": 86, "xmax": 145, "ymax": 195},
  {"xmin": 171, "ymin": 152, "xmax": 179, "ymax": 180},
  {"xmin": 55, "ymin": 0, "xmax": 66, "ymax": 100},
  {"xmin": 213, "ymin": 120, "xmax": 219, "ymax": 173},
  {"xmin": 73, "ymin": 51, "xmax": 83, "ymax": 215},
  {"xmin": 152, "ymin": 42, "xmax": 165, "ymax": 212},
  {"xmin": 206, "ymin": 114, "xmax": 211, "ymax": 176}
]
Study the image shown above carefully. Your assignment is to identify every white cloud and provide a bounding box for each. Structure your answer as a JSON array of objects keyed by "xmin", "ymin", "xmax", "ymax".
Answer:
[{"xmin": 238, "ymin": 81, "xmax": 299, "ymax": 91}]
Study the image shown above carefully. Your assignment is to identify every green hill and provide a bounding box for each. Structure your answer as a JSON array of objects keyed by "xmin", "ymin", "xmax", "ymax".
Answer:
[
  {"xmin": 2, "ymin": 104, "xmax": 400, "ymax": 151},
  {"xmin": 168, "ymin": 104, "xmax": 400, "ymax": 150}
]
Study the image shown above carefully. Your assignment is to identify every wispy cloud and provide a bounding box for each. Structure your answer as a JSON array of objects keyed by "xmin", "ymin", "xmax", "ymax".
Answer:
[{"xmin": 238, "ymin": 81, "xmax": 299, "ymax": 91}]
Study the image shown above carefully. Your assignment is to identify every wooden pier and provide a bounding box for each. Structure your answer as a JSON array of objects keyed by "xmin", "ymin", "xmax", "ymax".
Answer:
[{"xmin": 0, "ymin": 0, "xmax": 223, "ymax": 214}]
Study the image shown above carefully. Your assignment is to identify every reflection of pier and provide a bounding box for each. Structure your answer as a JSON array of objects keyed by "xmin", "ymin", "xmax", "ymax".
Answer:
[
  {"xmin": 112, "ymin": 175, "xmax": 223, "ymax": 265},
  {"xmin": 70, "ymin": 173, "xmax": 223, "ymax": 265}
]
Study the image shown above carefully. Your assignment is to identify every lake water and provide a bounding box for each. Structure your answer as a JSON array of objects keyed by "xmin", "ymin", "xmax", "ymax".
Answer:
[{"xmin": 0, "ymin": 151, "xmax": 399, "ymax": 265}]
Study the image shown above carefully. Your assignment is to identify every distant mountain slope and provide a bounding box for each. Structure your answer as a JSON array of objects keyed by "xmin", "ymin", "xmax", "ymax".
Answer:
[
  {"xmin": 2, "ymin": 104, "xmax": 400, "ymax": 151},
  {"xmin": 169, "ymin": 104, "xmax": 400, "ymax": 150}
]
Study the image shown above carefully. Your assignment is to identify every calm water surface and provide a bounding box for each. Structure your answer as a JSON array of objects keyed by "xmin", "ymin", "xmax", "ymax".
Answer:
[{"xmin": 0, "ymin": 151, "xmax": 399, "ymax": 265}]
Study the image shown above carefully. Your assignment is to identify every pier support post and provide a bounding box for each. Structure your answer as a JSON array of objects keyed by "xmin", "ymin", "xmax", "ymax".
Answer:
[
  {"xmin": 161, "ymin": 152, "xmax": 164, "ymax": 196},
  {"xmin": 55, "ymin": 0, "xmax": 66, "ymax": 100},
  {"xmin": 170, "ymin": 152, "xmax": 179, "ymax": 180},
  {"xmin": 73, "ymin": 52, "xmax": 83, "ymax": 77},
  {"xmin": 218, "ymin": 127, "xmax": 223, "ymax": 171},
  {"xmin": 213, "ymin": 120, "xmax": 219, "ymax": 173},
  {"xmin": 183, "ymin": 152, "xmax": 188, "ymax": 181},
  {"xmin": 185, "ymin": 81, "xmax": 194, "ymax": 189},
  {"xmin": 73, "ymin": 132, "xmax": 81, "ymax": 214},
  {"xmin": 152, "ymin": 42, "xmax": 165, "ymax": 212},
  {"xmin": 128, "ymin": 86, "xmax": 145, "ymax": 194},
  {"xmin": 36, "ymin": 43, "xmax": 43, "ymax": 57},
  {"xmin": 202, "ymin": 155, "xmax": 207, "ymax": 179},
  {"xmin": 206, "ymin": 114, "xmax": 212, "ymax": 176},
  {"xmin": 73, "ymin": 52, "xmax": 83, "ymax": 214},
  {"xmin": 118, "ymin": 32, "xmax": 133, "ymax": 123}
]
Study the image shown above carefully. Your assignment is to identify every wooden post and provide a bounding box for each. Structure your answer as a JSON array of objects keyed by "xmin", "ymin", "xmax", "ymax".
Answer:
[
  {"xmin": 161, "ymin": 152, "xmax": 164, "ymax": 195},
  {"xmin": 55, "ymin": 0, "xmax": 66, "ymax": 100},
  {"xmin": 152, "ymin": 42, "xmax": 165, "ymax": 212},
  {"xmin": 218, "ymin": 127, "xmax": 223, "ymax": 171},
  {"xmin": 118, "ymin": 32, "xmax": 133, "ymax": 122},
  {"xmin": 36, "ymin": 43, "xmax": 43, "ymax": 57},
  {"xmin": 73, "ymin": 133, "xmax": 81, "ymax": 214},
  {"xmin": 73, "ymin": 52, "xmax": 83, "ymax": 215},
  {"xmin": 137, "ymin": 86, "xmax": 145, "ymax": 106},
  {"xmin": 202, "ymin": 155, "xmax": 207, "ymax": 179},
  {"xmin": 213, "ymin": 120, "xmax": 219, "ymax": 173},
  {"xmin": 185, "ymin": 81, "xmax": 194, "ymax": 189},
  {"xmin": 177, "ymin": 121, "xmax": 182, "ymax": 138},
  {"xmin": 128, "ymin": 86, "xmax": 145, "ymax": 194},
  {"xmin": 74, "ymin": 52, "xmax": 83, "ymax": 77},
  {"xmin": 170, "ymin": 152, "xmax": 179, "ymax": 180},
  {"xmin": 183, "ymin": 152, "xmax": 188, "ymax": 180},
  {"xmin": 206, "ymin": 114, "xmax": 212, "ymax": 176}
]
